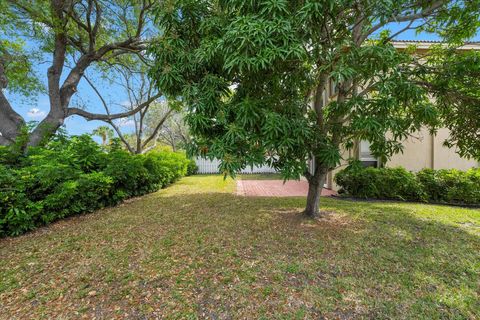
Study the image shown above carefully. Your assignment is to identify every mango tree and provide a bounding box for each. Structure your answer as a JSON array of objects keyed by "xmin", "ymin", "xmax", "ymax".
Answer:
[{"xmin": 149, "ymin": 0, "xmax": 480, "ymax": 217}]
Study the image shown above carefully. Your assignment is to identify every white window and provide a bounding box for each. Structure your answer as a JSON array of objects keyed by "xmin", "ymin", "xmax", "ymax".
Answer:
[{"xmin": 359, "ymin": 140, "xmax": 378, "ymax": 167}]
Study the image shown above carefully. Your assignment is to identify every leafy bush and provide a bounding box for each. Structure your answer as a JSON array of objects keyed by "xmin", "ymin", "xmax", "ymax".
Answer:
[
  {"xmin": 41, "ymin": 172, "xmax": 113, "ymax": 223},
  {"xmin": 102, "ymin": 151, "xmax": 152, "ymax": 198},
  {"xmin": 417, "ymin": 168, "xmax": 480, "ymax": 204},
  {"xmin": 144, "ymin": 151, "xmax": 189, "ymax": 185},
  {"xmin": 0, "ymin": 165, "xmax": 37, "ymax": 236},
  {"xmin": 187, "ymin": 159, "xmax": 198, "ymax": 176},
  {"xmin": 336, "ymin": 164, "xmax": 480, "ymax": 205},
  {"xmin": 0, "ymin": 135, "xmax": 190, "ymax": 237},
  {"xmin": 335, "ymin": 164, "xmax": 425, "ymax": 201}
]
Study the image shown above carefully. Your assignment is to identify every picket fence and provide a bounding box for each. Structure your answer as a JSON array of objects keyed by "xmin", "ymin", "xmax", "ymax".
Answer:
[{"xmin": 194, "ymin": 157, "xmax": 277, "ymax": 174}]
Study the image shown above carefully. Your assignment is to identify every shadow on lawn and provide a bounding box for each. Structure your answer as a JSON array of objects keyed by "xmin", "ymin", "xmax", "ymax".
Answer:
[
  {"xmin": 152, "ymin": 191, "xmax": 480, "ymax": 317},
  {"xmin": 0, "ymin": 189, "xmax": 478, "ymax": 318}
]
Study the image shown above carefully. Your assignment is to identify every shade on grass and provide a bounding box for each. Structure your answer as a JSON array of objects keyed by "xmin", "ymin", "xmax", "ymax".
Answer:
[{"xmin": 0, "ymin": 175, "xmax": 479, "ymax": 318}]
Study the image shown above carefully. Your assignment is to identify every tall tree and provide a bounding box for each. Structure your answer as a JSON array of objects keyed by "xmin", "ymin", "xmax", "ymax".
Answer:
[
  {"xmin": 154, "ymin": 111, "xmax": 191, "ymax": 151},
  {"xmin": 150, "ymin": 0, "xmax": 480, "ymax": 217},
  {"xmin": 85, "ymin": 56, "xmax": 177, "ymax": 154},
  {"xmin": 0, "ymin": 0, "xmax": 155, "ymax": 147},
  {"xmin": 92, "ymin": 125, "xmax": 113, "ymax": 145}
]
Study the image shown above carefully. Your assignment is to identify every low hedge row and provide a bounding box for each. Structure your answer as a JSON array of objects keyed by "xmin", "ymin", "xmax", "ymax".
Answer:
[
  {"xmin": 335, "ymin": 164, "xmax": 480, "ymax": 205},
  {"xmin": 0, "ymin": 135, "xmax": 191, "ymax": 237}
]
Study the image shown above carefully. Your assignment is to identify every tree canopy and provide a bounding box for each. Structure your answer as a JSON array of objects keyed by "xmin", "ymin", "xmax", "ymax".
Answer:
[
  {"xmin": 149, "ymin": 0, "xmax": 480, "ymax": 216},
  {"xmin": 0, "ymin": 0, "xmax": 156, "ymax": 146}
]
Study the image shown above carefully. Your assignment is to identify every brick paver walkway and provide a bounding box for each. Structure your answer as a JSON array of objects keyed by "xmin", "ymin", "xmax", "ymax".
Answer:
[{"xmin": 236, "ymin": 180, "xmax": 336, "ymax": 197}]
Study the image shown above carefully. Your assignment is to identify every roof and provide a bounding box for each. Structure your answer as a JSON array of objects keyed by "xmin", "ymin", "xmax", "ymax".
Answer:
[{"xmin": 391, "ymin": 40, "xmax": 480, "ymax": 50}]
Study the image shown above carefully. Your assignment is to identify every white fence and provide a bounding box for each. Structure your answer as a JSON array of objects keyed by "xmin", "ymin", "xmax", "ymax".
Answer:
[{"xmin": 195, "ymin": 157, "xmax": 277, "ymax": 174}]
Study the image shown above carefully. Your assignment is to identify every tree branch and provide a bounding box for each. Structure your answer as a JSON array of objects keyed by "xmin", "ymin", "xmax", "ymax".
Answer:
[
  {"xmin": 83, "ymin": 74, "xmax": 136, "ymax": 153},
  {"xmin": 142, "ymin": 108, "xmax": 173, "ymax": 149},
  {"xmin": 67, "ymin": 92, "xmax": 162, "ymax": 120},
  {"xmin": 359, "ymin": 0, "xmax": 447, "ymax": 43}
]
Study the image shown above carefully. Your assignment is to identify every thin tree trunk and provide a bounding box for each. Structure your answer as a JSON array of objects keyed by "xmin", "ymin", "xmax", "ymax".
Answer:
[{"xmin": 304, "ymin": 169, "xmax": 328, "ymax": 218}]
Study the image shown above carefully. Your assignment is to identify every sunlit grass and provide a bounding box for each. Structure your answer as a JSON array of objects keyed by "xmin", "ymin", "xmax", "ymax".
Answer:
[{"xmin": 1, "ymin": 175, "xmax": 479, "ymax": 318}]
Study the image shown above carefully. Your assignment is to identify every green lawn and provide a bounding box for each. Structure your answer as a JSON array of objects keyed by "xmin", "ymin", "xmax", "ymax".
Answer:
[{"xmin": 1, "ymin": 175, "xmax": 479, "ymax": 319}]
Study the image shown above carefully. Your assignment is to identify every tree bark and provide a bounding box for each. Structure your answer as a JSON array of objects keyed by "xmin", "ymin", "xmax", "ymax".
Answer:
[
  {"xmin": 304, "ymin": 168, "xmax": 328, "ymax": 218},
  {"xmin": 0, "ymin": 92, "xmax": 25, "ymax": 145},
  {"xmin": 0, "ymin": 56, "xmax": 25, "ymax": 145}
]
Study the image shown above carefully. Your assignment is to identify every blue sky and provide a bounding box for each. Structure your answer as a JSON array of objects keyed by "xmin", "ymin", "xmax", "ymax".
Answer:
[{"xmin": 5, "ymin": 22, "xmax": 480, "ymax": 138}]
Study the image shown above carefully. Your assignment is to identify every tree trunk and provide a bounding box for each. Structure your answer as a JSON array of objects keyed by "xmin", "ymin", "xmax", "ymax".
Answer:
[
  {"xmin": 27, "ymin": 111, "xmax": 65, "ymax": 146},
  {"xmin": 304, "ymin": 170, "xmax": 328, "ymax": 218},
  {"xmin": 0, "ymin": 57, "xmax": 25, "ymax": 145},
  {"xmin": 0, "ymin": 93, "xmax": 25, "ymax": 145}
]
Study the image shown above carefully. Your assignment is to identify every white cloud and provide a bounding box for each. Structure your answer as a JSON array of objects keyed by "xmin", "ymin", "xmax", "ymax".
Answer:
[{"xmin": 27, "ymin": 108, "xmax": 46, "ymax": 119}]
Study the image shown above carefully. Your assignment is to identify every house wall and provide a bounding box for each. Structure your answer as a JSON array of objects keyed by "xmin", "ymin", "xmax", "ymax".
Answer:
[
  {"xmin": 327, "ymin": 128, "xmax": 479, "ymax": 191},
  {"xmin": 386, "ymin": 128, "xmax": 478, "ymax": 171},
  {"xmin": 321, "ymin": 41, "xmax": 480, "ymax": 190},
  {"xmin": 432, "ymin": 128, "xmax": 478, "ymax": 170},
  {"xmin": 386, "ymin": 128, "xmax": 433, "ymax": 171}
]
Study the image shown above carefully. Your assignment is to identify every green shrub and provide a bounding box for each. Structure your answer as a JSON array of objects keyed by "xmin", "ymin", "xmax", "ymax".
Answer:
[
  {"xmin": 0, "ymin": 166, "xmax": 33, "ymax": 236},
  {"xmin": 102, "ymin": 151, "xmax": 153, "ymax": 198},
  {"xmin": 20, "ymin": 162, "xmax": 80, "ymax": 201},
  {"xmin": 145, "ymin": 151, "xmax": 189, "ymax": 184},
  {"xmin": 335, "ymin": 165, "xmax": 425, "ymax": 201},
  {"xmin": 1, "ymin": 134, "xmax": 190, "ymax": 237},
  {"xmin": 41, "ymin": 172, "xmax": 113, "ymax": 223},
  {"xmin": 67, "ymin": 135, "xmax": 105, "ymax": 172},
  {"xmin": 416, "ymin": 169, "xmax": 447, "ymax": 202},
  {"xmin": 187, "ymin": 159, "xmax": 198, "ymax": 176},
  {"xmin": 417, "ymin": 168, "xmax": 480, "ymax": 204},
  {"xmin": 336, "ymin": 165, "xmax": 480, "ymax": 205},
  {"xmin": 143, "ymin": 154, "xmax": 172, "ymax": 188},
  {"xmin": 0, "ymin": 146, "xmax": 19, "ymax": 166}
]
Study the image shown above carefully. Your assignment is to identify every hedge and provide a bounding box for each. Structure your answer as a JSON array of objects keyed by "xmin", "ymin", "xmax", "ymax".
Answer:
[
  {"xmin": 0, "ymin": 135, "xmax": 190, "ymax": 237},
  {"xmin": 335, "ymin": 163, "xmax": 480, "ymax": 205}
]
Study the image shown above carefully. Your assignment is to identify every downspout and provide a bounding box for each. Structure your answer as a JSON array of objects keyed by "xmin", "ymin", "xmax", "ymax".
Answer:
[{"xmin": 430, "ymin": 132, "xmax": 435, "ymax": 169}]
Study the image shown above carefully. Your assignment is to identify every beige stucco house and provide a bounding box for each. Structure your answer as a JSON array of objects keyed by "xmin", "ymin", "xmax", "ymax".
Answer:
[{"xmin": 322, "ymin": 40, "xmax": 480, "ymax": 191}]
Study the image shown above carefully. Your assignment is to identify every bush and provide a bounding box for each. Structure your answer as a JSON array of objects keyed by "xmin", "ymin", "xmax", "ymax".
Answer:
[
  {"xmin": 0, "ymin": 165, "xmax": 38, "ymax": 236},
  {"xmin": 335, "ymin": 164, "xmax": 480, "ymax": 205},
  {"xmin": 0, "ymin": 134, "xmax": 190, "ymax": 237},
  {"xmin": 102, "ymin": 151, "xmax": 152, "ymax": 198},
  {"xmin": 187, "ymin": 159, "xmax": 198, "ymax": 176},
  {"xmin": 144, "ymin": 151, "xmax": 189, "ymax": 185},
  {"xmin": 335, "ymin": 165, "xmax": 425, "ymax": 201},
  {"xmin": 417, "ymin": 168, "xmax": 480, "ymax": 204},
  {"xmin": 41, "ymin": 172, "xmax": 114, "ymax": 223}
]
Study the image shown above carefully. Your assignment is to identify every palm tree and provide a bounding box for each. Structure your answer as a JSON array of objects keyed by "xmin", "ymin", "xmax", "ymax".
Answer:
[{"xmin": 92, "ymin": 126, "xmax": 114, "ymax": 146}]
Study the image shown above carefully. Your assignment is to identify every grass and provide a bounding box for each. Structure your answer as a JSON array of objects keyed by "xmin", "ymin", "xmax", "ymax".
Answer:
[{"xmin": 1, "ymin": 175, "xmax": 479, "ymax": 318}]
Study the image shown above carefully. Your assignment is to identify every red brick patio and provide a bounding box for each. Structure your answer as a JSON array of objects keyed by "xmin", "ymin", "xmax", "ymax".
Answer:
[{"xmin": 236, "ymin": 179, "xmax": 336, "ymax": 197}]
